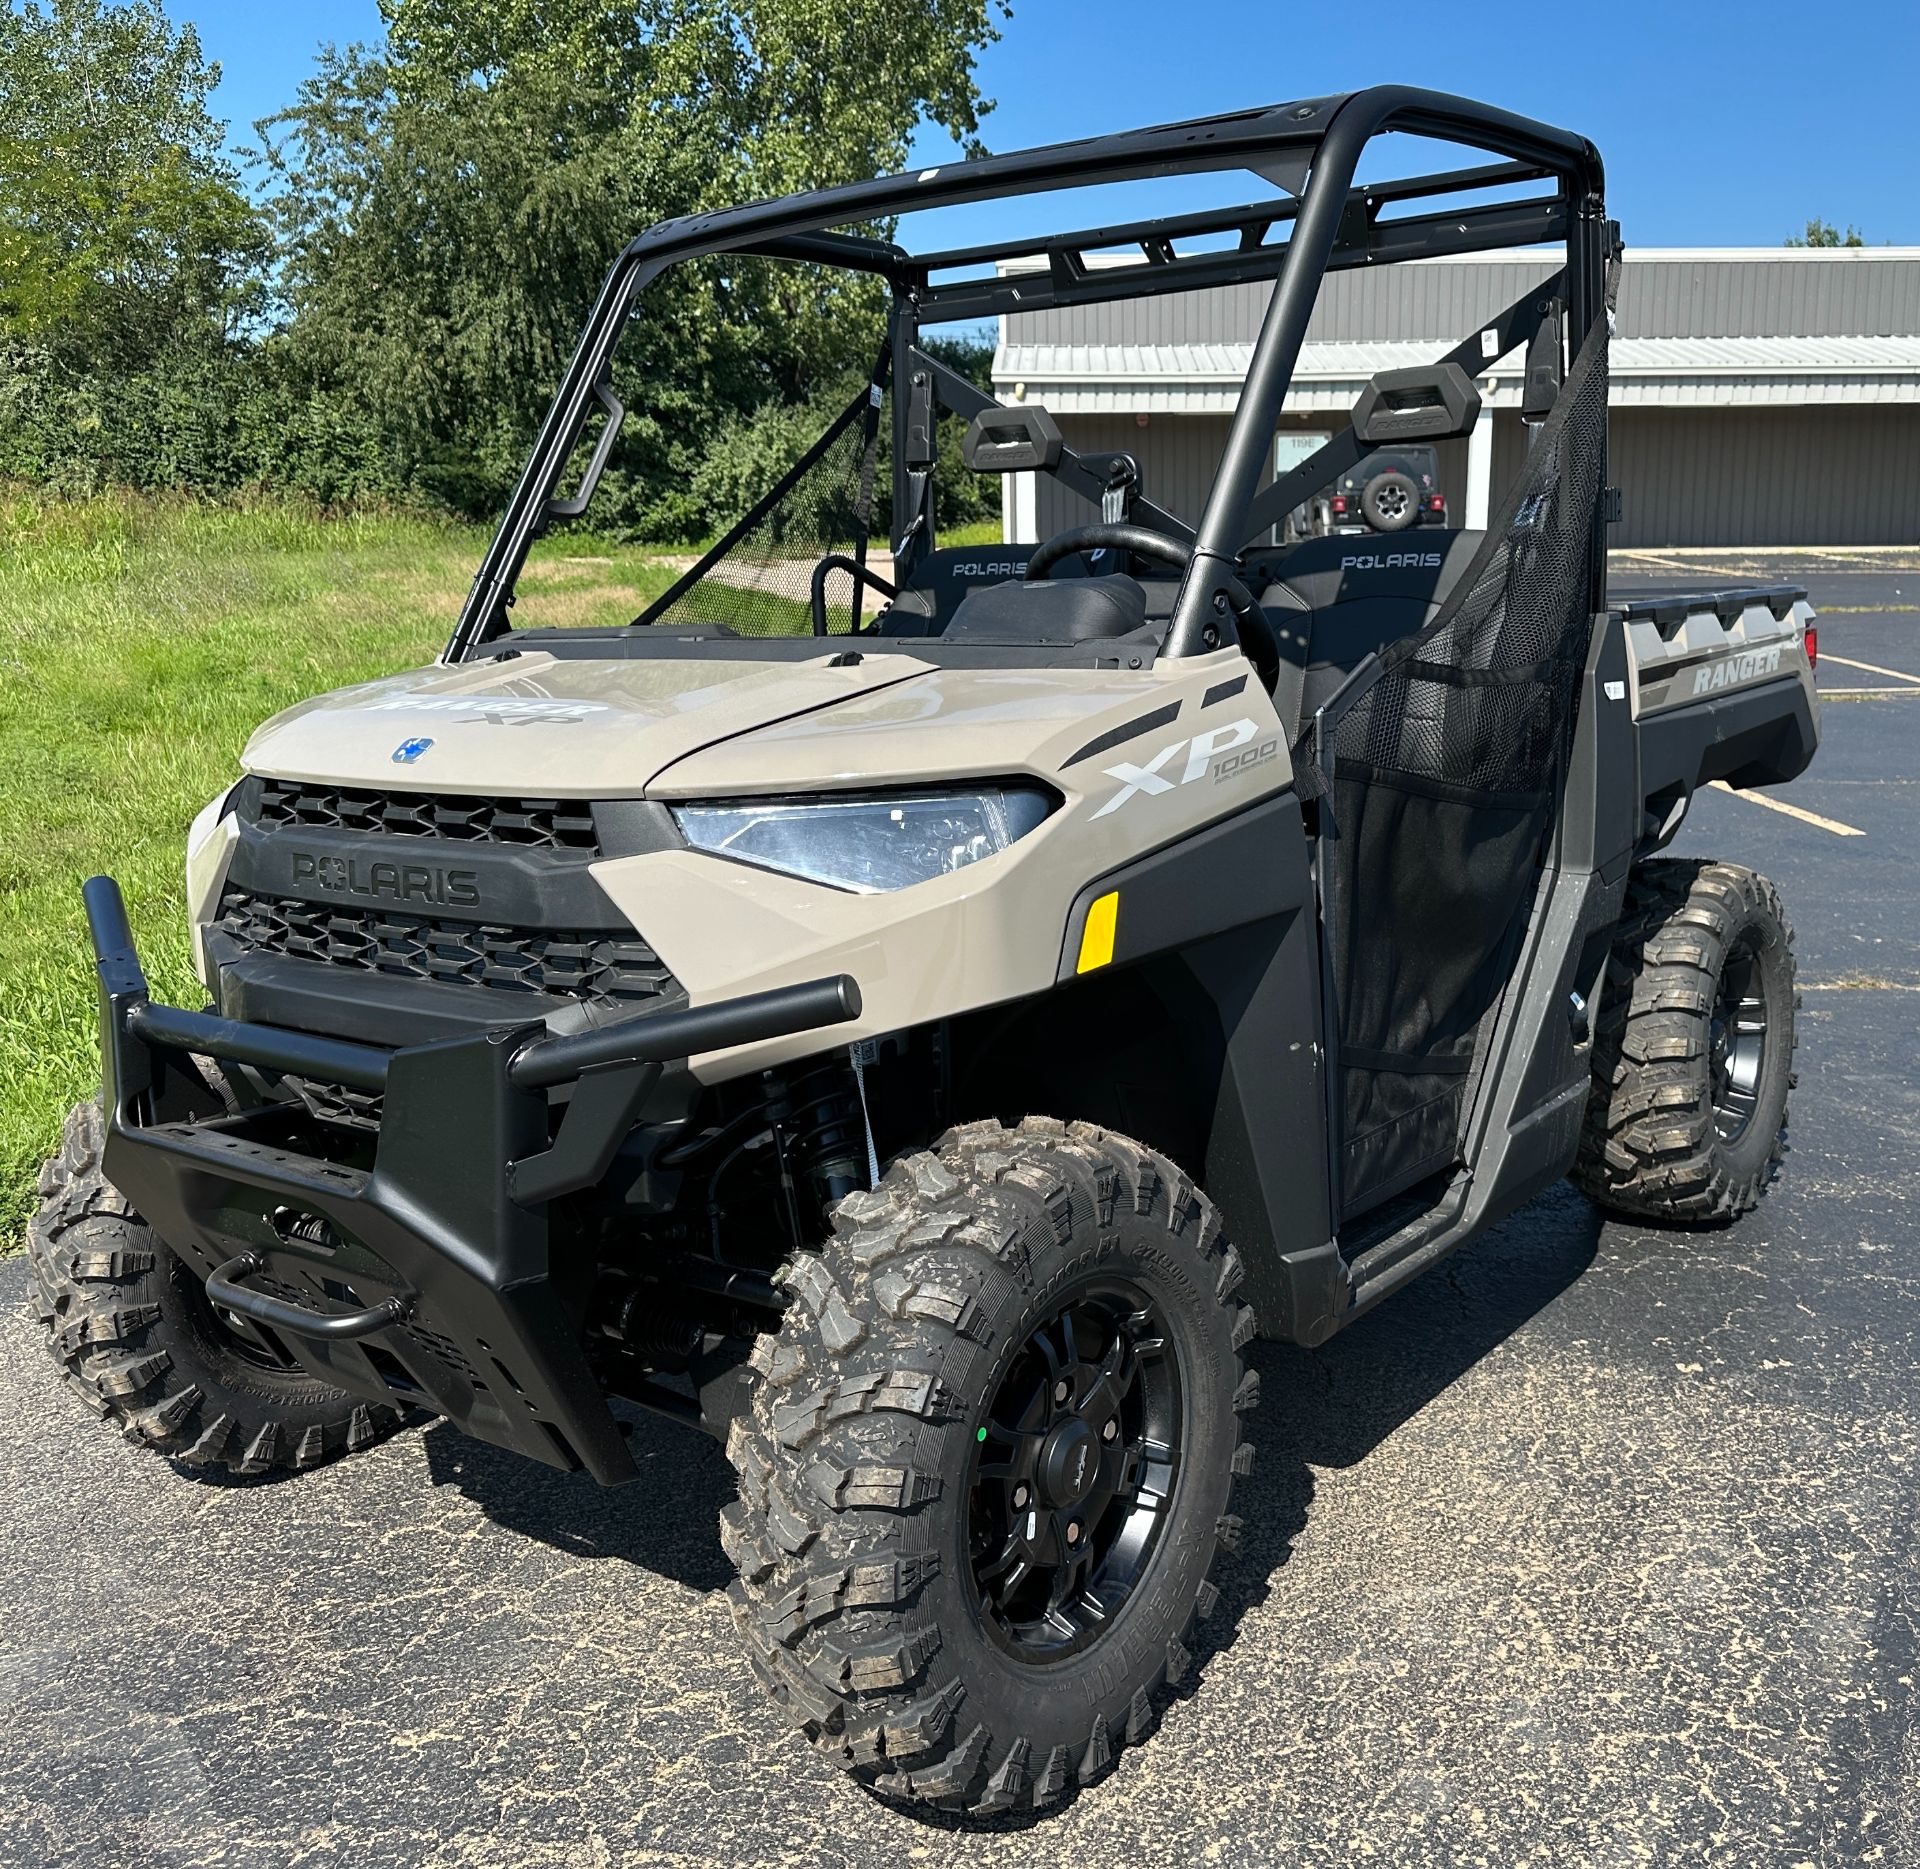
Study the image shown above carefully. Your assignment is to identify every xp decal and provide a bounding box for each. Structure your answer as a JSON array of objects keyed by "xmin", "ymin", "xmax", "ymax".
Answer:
[{"xmin": 1089, "ymin": 717, "xmax": 1275, "ymax": 818}]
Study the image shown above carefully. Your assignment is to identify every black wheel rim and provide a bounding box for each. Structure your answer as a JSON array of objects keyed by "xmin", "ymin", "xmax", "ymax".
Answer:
[
  {"xmin": 966, "ymin": 1281, "xmax": 1183, "ymax": 1663},
  {"xmin": 1710, "ymin": 937, "xmax": 1769, "ymax": 1142}
]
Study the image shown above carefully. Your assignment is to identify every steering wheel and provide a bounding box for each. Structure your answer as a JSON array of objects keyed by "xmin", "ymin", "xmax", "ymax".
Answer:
[{"xmin": 1025, "ymin": 522, "xmax": 1279, "ymax": 692}]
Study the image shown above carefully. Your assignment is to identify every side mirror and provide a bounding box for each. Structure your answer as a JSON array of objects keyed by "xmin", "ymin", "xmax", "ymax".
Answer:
[
  {"xmin": 962, "ymin": 403, "xmax": 1064, "ymax": 474},
  {"xmin": 1351, "ymin": 362, "xmax": 1481, "ymax": 444}
]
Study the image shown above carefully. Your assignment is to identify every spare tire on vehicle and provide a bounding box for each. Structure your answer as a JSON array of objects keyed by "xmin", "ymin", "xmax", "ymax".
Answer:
[{"xmin": 1361, "ymin": 469, "xmax": 1419, "ymax": 532}]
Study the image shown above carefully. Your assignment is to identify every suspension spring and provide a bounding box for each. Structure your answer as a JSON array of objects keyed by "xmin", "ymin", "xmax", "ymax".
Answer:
[{"xmin": 764, "ymin": 1062, "xmax": 865, "ymax": 1223}]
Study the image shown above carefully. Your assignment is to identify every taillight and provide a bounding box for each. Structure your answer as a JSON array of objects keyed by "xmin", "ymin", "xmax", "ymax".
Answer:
[
  {"xmin": 1804, "ymin": 624, "xmax": 1818, "ymax": 669},
  {"xmin": 1331, "ymin": 495, "xmax": 1348, "ymax": 514},
  {"xmin": 1428, "ymin": 495, "xmax": 1445, "ymax": 511}
]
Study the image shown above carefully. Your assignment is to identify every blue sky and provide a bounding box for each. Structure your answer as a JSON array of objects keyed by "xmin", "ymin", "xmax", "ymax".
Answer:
[{"xmin": 176, "ymin": 0, "xmax": 1919, "ymax": 251}]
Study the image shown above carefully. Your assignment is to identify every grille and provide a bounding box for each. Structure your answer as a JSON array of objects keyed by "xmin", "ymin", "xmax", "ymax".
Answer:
[
  {"xmin": 215, "ymin": 890, "xmax": 677, "ymax": 1009},
  {"xmin": 248, "ymin": 779, "xmax": 598, "ymax": 852}
]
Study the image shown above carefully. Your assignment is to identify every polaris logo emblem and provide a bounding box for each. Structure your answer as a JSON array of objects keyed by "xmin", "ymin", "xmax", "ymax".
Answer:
[
  {"xmin": 291, "ymin": 850, "xmax": 480, "ymax": 908},
  {"xmin": 1692, "ymin": 646, "xmax": 1783, "ymax": 695},
  {"xmin": 1091, "ymin": 717, "xmax": 1275, "ymax": 818},
  {"xmin": 1341, "ymin": 550, "xmax": 1442, "ymax": 571},
  {"xmin": 954, "ymin": 560, "xmax": 1030, "ymax": 578},
  {"xmin": 392, "ymin": 736, "xmax": 433, "ymax": 764},
  {"xmin": 1073, "ymin": 1443, "xmax": 1089, "ymax": 1490}
]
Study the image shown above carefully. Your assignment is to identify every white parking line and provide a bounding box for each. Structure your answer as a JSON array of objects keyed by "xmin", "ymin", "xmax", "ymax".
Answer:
[
  {"xmin": 1707, "ymin": 781, "xmax": 1864, "ymax": 838},
  {"xmin": 1819, "ymin": 652, "xmax": 1920, "ymax": 686},
  {"xmin": 1802, "ymin": 980, "xmax": 1920, "ymax": 992}
]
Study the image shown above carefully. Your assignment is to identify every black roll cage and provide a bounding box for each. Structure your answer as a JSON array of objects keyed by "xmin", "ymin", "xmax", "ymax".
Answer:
[{"xmin": 444, "ymin": 85, "xmax": 1608, "ymax": 667}]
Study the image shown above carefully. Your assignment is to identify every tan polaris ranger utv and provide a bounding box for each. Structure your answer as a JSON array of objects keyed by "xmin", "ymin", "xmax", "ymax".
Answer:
[{"xmin": 37, "ymin": 86, "xmax": 1820, "ymax": 1816}]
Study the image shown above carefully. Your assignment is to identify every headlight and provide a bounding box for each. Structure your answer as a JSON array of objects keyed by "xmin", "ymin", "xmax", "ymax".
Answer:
[
  {"xmin": 673, "ymin": 786, "xmax": 1053, "ymax": 893},
  {"xmin": 185, "ymin": 780, "xmax": 242, "ymax": 984},
  {"xmin": 185, "ymin": 783, "xmax": 238, "ymax": 871}
]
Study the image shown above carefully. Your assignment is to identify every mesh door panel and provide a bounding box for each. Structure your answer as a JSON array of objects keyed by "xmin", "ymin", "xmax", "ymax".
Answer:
[{"xmin": 1321, "ymin": 315, "xmax": 1610, "ymax": 1218}]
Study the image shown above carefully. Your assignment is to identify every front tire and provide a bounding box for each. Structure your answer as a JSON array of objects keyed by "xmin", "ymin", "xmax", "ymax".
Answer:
[
  {"xmin": 27, "ymin": 1100, "xmax": 402, "ymax": 1474},
  {"xmin": 1574, "ymin": 859, "xmax": 1796, "ymax": 1221},
  {"xmin": 721, "ymin": 1117, "xmax": 1255, "ymax": 1815}
]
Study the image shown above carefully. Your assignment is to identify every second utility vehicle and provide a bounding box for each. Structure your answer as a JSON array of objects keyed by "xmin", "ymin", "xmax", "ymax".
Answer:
[{"xmin": 35, "ymin": 86, "xmax": 1819, "ymax": 1817}]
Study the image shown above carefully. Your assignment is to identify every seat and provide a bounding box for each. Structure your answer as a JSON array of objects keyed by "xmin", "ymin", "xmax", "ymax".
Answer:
[
  {"xmin": 942, "ymin": 574, "xmax": 1149, "ymax": 645},
  {"xmin": 878, "ymin": 544, "xmax": 1107, "ymax": 637},
  {"xmin": 880, "ymin": 545, "xmax": 1046, "ymax": 635},
  {"xmin": 1255, "ymin": 531, "xmax": 1485, "ymax": 743}
]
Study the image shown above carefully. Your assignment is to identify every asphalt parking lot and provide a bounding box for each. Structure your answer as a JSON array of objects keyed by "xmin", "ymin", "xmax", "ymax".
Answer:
[{"xmin": 3, "ymin": 550, "xmax": 1916, "ymax": 1869}]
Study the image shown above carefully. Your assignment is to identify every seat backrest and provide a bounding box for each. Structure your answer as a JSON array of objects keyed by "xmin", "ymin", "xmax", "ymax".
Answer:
[
  {"xmin": 883, "ymin": 545, "xmax": 1046, "ymax": 634},
  {"xmin": 880, "ymin": 544, "xmax": 1108, "ymax": 636},
  {"xmin": 1255, "ymin": 531, "xmax": 1485, "ymax": 742}
]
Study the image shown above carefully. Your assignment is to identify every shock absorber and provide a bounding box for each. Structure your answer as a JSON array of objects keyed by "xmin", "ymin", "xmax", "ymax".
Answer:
[{"xmin": 763, "ymin": 1062, "xmax": 864, "ymax": 1236}]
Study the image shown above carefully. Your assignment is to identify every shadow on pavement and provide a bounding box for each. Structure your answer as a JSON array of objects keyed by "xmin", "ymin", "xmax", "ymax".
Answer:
[
  {"xmin": 1188, "ymin": 1181, "xmax": 1607, "ymax": 1687},
  {"xmin": 422, "ymin": 1180, "xmax": 1605, "ymax": 1827},
  {"xmin": 421, "ymin": 1400, "xmax": 739, "ymax": 1591}
]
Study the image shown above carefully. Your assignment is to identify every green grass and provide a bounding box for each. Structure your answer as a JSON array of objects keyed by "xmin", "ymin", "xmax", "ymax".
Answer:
[
  {"xmin": 0, "ymin": 492, "xmax": 680, "ymax": 1245},
  {"xmin": 937, "ymin": 518, "xmax": 1005, "ymax": 549}
]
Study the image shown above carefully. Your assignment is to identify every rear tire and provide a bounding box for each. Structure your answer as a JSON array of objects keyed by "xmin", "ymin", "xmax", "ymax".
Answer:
[
  {"xmin": 720, "ymin": 1116, "xmax": 1255, "ymax": 1815},
  {"xmin": 27, "ymin": 1099, "xmax": 402, "ymax": 1474},
  {"xmin": 1574, "ymin": 859, "xmax": 1796, "ymax": 1222}
]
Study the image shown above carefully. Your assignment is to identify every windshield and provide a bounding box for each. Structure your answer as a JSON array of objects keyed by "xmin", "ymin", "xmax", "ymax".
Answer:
[
  {"xmin": 449, "ymin": 90, "xmax": 1605, "ymax": 663},
  {"xmin": 503, "ymin": 254, "xmax": 887, "ymax": 636}
]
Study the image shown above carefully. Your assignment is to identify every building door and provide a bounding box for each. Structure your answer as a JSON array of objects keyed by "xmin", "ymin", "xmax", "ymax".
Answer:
[{"xmin": 1273, "ymin": 432, "xmax": 1332, "ymax": 543}]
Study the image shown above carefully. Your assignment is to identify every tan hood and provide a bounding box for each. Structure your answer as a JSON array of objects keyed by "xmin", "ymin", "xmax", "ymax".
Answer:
[
  {"xmin": 240, "ymin": 651, "xmax": 938, "ymax": 796},
  {"xmin": 645, "ymin": 663, "xmax": 1169, "ymax": 796}
]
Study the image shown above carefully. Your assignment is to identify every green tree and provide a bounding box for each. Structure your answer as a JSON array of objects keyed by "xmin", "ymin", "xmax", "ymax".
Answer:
[
  {"xmin": 1786, "ymin": 219, "xmax": 1866, "ymax": 248},
  {"xmin": 256, "ymin": 0, "xmax": 1010, "ymax": 529},
  {"xmin": 0, "ymin": 0, "xmax": 266, "ymax": 368}
]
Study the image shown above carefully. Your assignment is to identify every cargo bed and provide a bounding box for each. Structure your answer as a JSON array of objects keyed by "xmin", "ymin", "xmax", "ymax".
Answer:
[{"xmin": 1612, "ymin": 581, "xmax": 1820, "ymax": 848}]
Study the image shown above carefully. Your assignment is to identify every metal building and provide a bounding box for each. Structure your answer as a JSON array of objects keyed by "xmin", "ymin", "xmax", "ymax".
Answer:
[{"xmin": 992, "ymin": 249, "xmax": 1920, "ymax": 548}]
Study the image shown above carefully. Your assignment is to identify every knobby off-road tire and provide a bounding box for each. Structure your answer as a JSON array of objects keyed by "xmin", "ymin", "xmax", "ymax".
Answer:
[
  {"xmin": 1574, "ymin": 859, "xmax": 1796, "ymax": 1222},
  {"xmin": 27, "ymin": 1100, "xmax": 401, "ymax": 1474},
  {"xmin": 721, "ymin": 1116, "xmax": 1256, "ymax": 1816}
]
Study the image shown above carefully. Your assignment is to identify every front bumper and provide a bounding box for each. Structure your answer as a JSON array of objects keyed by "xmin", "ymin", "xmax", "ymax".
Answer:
[{"xmin": 83, "ymin": 875, "xmax": 859, "ymax": 1483}]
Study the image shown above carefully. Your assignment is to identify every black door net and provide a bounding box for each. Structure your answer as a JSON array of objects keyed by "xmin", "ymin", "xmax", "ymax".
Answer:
[{"xmin": 1308, "ymin": 308, "xmax": 1610, "ymax": 1220}]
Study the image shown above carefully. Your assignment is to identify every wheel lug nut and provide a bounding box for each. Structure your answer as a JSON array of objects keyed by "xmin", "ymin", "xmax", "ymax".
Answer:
[
  {"xmin": 1101, "ymin": 1418, "xmax": 1118, "ymax": 1442},
  {"xmin": 1066, "ymin": 1521, "xmax": 1081, "ymax": 1546},
  {"xmin": 1053, "ymin": 1379, "xmax": 1070, "ymax": 1404},
  {"xmin": 1012, "ymin": 1484, "xmax": 1029, "ymax": 1509}
]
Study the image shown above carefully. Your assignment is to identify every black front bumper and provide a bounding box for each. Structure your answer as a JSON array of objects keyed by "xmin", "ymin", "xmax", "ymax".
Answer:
[{"xmin": 84, "ymin": 875, "xmax": 859, "ymax": 1484}]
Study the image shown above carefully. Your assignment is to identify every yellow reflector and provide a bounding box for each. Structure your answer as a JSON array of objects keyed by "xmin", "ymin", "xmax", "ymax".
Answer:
[{"xmin": 1076, "ymin": 891, "xmax": 1119, "ymax": 974}]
